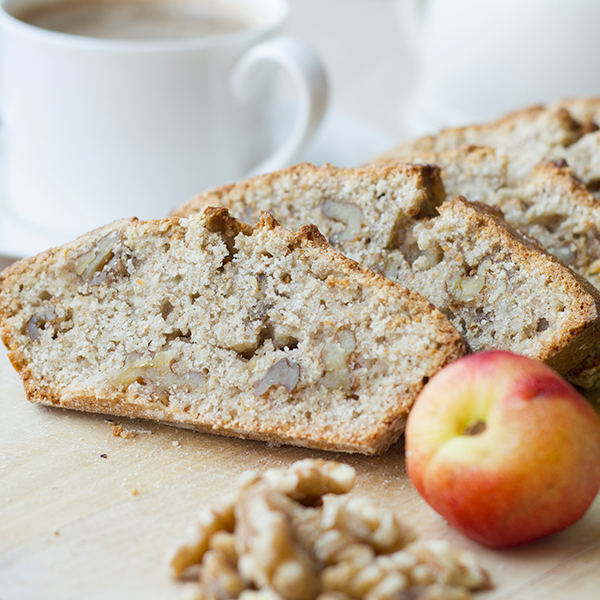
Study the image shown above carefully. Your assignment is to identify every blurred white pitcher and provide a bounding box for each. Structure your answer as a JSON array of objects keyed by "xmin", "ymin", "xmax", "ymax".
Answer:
[
  {"xmin": 395, "ymin": 0, "xmax": 600, "ymax": 136},
  {"xmin": 0, "ymin": 0, "xmax": 327, "ymax": 248}
]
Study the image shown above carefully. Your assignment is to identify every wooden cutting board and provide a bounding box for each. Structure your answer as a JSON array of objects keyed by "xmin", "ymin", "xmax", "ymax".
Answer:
[{"xmin": 2, "ymin": 343, "xmax": 600, "ymax": 600}]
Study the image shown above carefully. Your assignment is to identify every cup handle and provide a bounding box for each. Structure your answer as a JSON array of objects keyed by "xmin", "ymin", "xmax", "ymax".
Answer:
[
  {"xmin": 394, "ymin": 0, "xmax": 427, "ymax": 56},
  {"xmin": 231, "ymin": 36, "xmax": 328, "ymax": 176}
]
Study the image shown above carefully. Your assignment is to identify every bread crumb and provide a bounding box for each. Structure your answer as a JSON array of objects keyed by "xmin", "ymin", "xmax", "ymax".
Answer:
[{"xmin": 111, "ymin": 424, "xmax": 137, "ymax": 439}]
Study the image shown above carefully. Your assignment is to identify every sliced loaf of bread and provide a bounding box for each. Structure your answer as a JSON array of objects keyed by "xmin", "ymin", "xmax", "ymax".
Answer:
[
  {"xmin": 377, "ymin": 144, "xmax": 600, "ymax": 388},
  {"xmin": 173, "ymin": 163, "xmax": 600, "ymax": 375},
  {"xmin": 0, "ymin": 207, "xmax": 466, "ymax": 454},
  {"xmin": 376, "ymin": 100, "xmax": 600, "ymax": 200},
  {"xmin": 375, "ymin": 106, "xmax": 586, "ymax": 184}
]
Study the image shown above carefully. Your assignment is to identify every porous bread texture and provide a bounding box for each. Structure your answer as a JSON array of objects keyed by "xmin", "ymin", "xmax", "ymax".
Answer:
[
  {"xmin": 549, "ymin": 98, "xmax": 600, "ymax": 190},
  {"xmin": 172, "ymin": 163, "xmax": 600, "ymax": 374},
  {"xmin": 482, "ymin": 160, "xmax": 600, "ymax": 289},
  {"xmin": 562, "ymin": 130, "xmax": 600, "ymax": 195},
  {"xmin": 0, "ymin": 208, "xmax": 466, "ymax": 455},
  {"xmin": 374, "ymin": 105, "xmax": 585, "ymax": 185}
]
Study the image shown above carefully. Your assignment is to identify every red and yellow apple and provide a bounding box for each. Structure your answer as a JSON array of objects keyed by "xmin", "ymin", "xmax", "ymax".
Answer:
[{"xmin": 405, "ymin": 350, "xmax": 600, "ymax": 548}]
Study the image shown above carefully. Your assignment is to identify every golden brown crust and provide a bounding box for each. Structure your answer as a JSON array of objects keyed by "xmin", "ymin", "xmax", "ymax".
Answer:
[
  {"xmin": 550, "ymin": 97, "xmax": 600, "ymax": 129},
  {"xmin": 372, "ymin": 105, "xmax": 585, "ymax": 167},
  {"xmin": 19, "ymin": 379, "xmax": 413, "ymax": 454},
  {"xmin": 530, "ymin": 159, "xmax": 600, "ymax": 208}
]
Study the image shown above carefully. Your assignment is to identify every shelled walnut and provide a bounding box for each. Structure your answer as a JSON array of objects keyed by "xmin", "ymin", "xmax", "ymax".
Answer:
[
  {"xmin": 447, "ymin": 264, "xmax": 487, "ymax": 304},
  {"xmin": 321, "ymin": 200, "xmax": 363, "ymax": 243},
  {"xmin": 320, "ymin": 330, "xmax": 356, "ymax": 393},
  {"xmin": 113, "ymin": 351, "xmax": 205, "ymax": 394},
  {"xmin": 167, "ymin": 460, "xmax": 490, "ymax": 600}
]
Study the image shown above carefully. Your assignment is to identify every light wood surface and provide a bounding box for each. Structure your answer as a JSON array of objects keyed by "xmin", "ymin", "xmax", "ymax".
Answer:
[
  {"xmin": 3, "ymin": 3, "xmax": 600, "ymax": 598},
  {"xmin": 2, "ymin": 343, "xmax": 600, "ymax": 600}
]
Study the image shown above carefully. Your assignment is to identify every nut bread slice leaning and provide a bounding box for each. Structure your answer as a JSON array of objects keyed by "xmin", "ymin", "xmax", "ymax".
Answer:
[
  {"xmin": 377, "ymin": 145, "xmax": 600, "ymax": 387},
  {"xmin": 390, "ymin": 196, "xmax": 600, "ymax": 375},
  {"xmin": 374, "ymin": 100, "xmax": 600, "ymax": 200},
  {"xmin": 172, "ymin": 163, "xmax": 600, "ymax": 374},
  {"xmin": 0, "ymin": 208, "xmax": 466, "ymax": 455}
]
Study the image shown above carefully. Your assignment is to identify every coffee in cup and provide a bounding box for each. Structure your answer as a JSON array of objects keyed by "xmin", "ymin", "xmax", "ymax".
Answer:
[{"xmin": 14, "ymin": 0, "xmax": 255, "ymax": 41}]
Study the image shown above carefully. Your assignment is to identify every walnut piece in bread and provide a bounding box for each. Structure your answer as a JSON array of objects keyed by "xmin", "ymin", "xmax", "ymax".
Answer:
[{"xmin": 0, "ymin": 208, "xmax": 465, "ymax": 454}]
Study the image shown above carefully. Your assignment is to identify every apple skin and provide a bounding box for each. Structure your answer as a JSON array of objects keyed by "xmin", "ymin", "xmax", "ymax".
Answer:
[{"xmin": 405, "ymin": 350, "xmax": 600, "ymax": 548}]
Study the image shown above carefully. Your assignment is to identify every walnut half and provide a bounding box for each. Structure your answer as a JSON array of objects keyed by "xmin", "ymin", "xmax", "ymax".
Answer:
[
  {"xmin": 253, "ymin": 359, "xmax": 300, "ymax": 396},
  {"xmin": 322, "ymin": 200, "xmax": 363, "ymax": 244},
  {"xmin": 320, "ymin": 330, "xmax": 356, "ymax": 393}
]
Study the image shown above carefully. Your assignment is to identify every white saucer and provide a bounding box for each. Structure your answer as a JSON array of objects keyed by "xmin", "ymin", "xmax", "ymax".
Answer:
[{"xmin": 0, "ymin": 110, "xmax": 396, "ymax": 259}]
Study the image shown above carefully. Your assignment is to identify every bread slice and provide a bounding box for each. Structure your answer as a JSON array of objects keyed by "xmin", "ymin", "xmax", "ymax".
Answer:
[
  {"xmin": 375, "ymin": 106, "xmax": 585, "ymax": 184},
  {"xmin": 385, "ymin": 147, "xmax": 600, "ymax": 288},
  {"xmin": 173, "ymin": 163, "xmax": 600, "ymax": 375},
  {"xmin": 376, "ymin": 143, "xmax": 600, "ymax": 387},
  {"xmin": 397, "ymin": 196, "xmax": 600, "ymax": 374},
  {"xmin": 0, "ymin": 207, "xmax": 466, "ymax": 455},
  {"xmin": 171, "ymin": 162, "xmax": 447, "ymax": 275},
  {"xmin": 376, "ymin": 99, "xmax": 600, "ymax": 201}
]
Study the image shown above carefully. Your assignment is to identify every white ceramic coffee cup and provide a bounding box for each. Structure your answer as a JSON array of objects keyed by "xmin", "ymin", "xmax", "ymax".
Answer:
[
  {"xmin": 0, "ymin": 0, "xmax": 327, "ymax": 249},
  {"xmin": 395, "ymin": 0, "xmax": 600, "ymax": 136}
]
